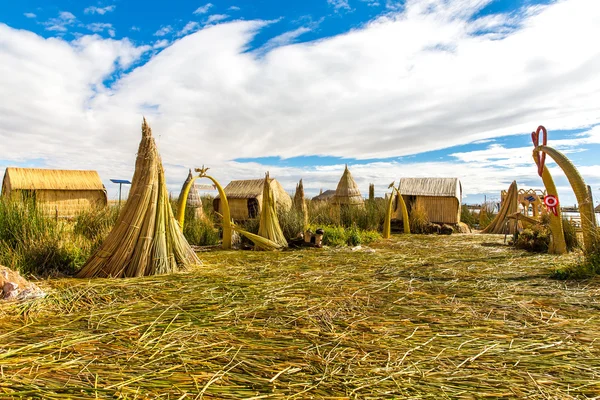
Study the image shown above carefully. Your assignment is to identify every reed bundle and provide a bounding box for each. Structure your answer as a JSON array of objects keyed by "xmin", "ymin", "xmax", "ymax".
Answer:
[
  {"xmin": 256, "ymin": 173, "xmax": 287, "ymax": 250},
  {"xmin": 293, "ymin": 179, "xmax": 308, "ymax": 231},
  {"xmin": 2, "ymin": 235, "xmax": 598, "ymax": 398},
  {"xmin": 482, "ymin": 181, "xmax": 521, "ymax": 235},
  {"xmin": 76, "ymin": 119, "xmax": 199, "ymax": 278}
]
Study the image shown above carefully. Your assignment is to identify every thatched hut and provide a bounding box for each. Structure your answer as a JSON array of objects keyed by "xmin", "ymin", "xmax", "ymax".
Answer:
[
  {"xmin": 179, "ymin": 169, "xmax": 205, "ymax": 220},
  {"xmin": 1, "ymin": 167, "xmax": 107, "ymax": 218},
  {"xmin": 312, "ymin": 190, "xmax": 336, "ymax": 202},
  {"xmin": 595, "ymin": 204, "xmax": 600, "ymax": 213},
  {"xmin": 333, "ymin": 165, "xmax": 364, "ymax": 207},
  {"xmin": 213, "ymin": 178, "xmax": 292, "ymax": 220},
  {"xmin": 396, "ymin": 178, "xmax": 462, "ymax": 224}
]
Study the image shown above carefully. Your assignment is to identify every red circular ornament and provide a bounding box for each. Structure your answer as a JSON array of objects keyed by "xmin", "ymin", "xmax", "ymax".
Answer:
[{"xmin": 544, "ymin": 195, "xmax": 558, "ymax": 208}]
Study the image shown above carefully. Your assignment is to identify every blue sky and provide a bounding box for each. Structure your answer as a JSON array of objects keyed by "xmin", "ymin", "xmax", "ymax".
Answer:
[{"xmin": 0, "ymin": 0, "xmax": 599, "ymax": 206}]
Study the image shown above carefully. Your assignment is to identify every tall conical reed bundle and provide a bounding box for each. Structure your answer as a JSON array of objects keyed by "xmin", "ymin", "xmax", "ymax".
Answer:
[
  {"xmin": 294, "ymin": 179, "xmax": 308, "ymax": 231},
  {"xmin": 368, "ymin": 183, "xmax": 375, "ymax": 202},
  {"xmin": 257, "ymin": 172, "xmax": 287, "ymax": 250},
  {"xmin": 482, "ymin": 181, "xmax": 521, "ymax": 235},
  {"xmin": 77, "ymin": 119, "xmax": 199, "ymax": 278}
]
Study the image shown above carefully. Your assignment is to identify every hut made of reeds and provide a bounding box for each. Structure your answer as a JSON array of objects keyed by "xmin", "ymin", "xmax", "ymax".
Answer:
[
  {"xmin": 312, "ymin": 190, "xmax": 336, "ymax": 202},
  {"xmin": 333, "ymin": 166, "xmax": 364, "ymax": 207},
  {"xmin": 1, "ymin": 167, "xmax": 107, "ymax": 218},
  {"xmin": 595, "ymin": 204, "xmax": 600, "ymax": 213},
  {"xmin": 180, "ymin": 169, "xmax": 205, "ymax": 220},
  {"xmin": 397, "ymin": 178, "xmax": 462, "ymax": 224},
  {"xmin": 213, "ymin": 178, "xmax": 292, "ymax": 220}
]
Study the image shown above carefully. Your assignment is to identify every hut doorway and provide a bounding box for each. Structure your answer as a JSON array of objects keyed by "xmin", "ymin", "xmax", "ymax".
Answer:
[{"xmin": 248, "ymin": 198, "xmax": 259, "ymax": 218}]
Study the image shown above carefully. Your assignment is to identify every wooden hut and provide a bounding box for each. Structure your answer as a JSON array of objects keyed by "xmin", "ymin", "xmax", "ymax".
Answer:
[
  {"xmin": 1, "ymin": 167, "xmax": 107, "ymax": 218},
  {"xmin": 397, "ymin": 178, "xmax": 462, "ymax": 224},
  {"xmin": 333, "ymin": 165, "xmax": 364, "ymax": 207},
  {"xmin": 213, "ymin": 178, "xmax": 292, "ymax": 220}
]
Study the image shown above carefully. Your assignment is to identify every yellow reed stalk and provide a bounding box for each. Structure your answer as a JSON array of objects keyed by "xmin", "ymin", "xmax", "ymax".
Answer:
[
  {"xmin": 531, "ymin": 152, "xmax": 566, "ymax": 254},
  {"xmin": 535, "ymin": 145, "xmax": 595, "ymax": 253},
  {"xmin": 177, "ymin": 166, "xmax": 233, "ymax": 250},
  {"xmin": 397, "ymin": 186, "xmax": 410, "ymax": 234},
  {"xmin": 383, "ymin": 182, "xmax": 410, "ymax": 238},
  {"xmin": 231, "ymin": 224, "xmax": 283, "ymax": 251}
]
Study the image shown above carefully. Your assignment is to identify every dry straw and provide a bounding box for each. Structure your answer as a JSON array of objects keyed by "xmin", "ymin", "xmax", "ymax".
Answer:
[{"xmin": 76, "ymin": 119, "xmax": 199, "ymax": 278}]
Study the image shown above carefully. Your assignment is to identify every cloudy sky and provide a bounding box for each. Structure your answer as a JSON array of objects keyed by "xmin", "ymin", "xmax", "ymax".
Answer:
[{"xmin": 1, "ymin": 0, "xmax": 599, "ymax": 206}]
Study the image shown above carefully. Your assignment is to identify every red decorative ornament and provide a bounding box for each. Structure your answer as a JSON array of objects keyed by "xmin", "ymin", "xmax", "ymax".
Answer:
[{"xmin": 544, "ymin": 194, "xmax": 559, "ymax": 216}]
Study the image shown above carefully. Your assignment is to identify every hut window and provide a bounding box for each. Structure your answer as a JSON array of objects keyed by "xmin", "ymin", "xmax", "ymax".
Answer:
[{"xmin": 248, "ymin": 198, "xmax": 259, "ymax": 218}]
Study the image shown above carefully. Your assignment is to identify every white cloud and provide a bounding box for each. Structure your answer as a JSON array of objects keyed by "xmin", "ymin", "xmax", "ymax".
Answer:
[
  {"xmin": 24, "ymin": 13, "xmax": 37, "ymax": 18},
  {"xmin": 154, "ymin": 25, "xmax": 172, "ymax": 36},
  {"xmin": 178, "ymin": 21, "xmax": 200, "ymax": 36},
  {"xmin": 87, "ymin": 23, "xmax": 116, "ymax": 37},
  {"xmin": 84, "ymin": 5, "xmax": 116, "ymax": 15},
  {"xmin": 205, "ymin": 14, "xmax": 230, "ymax": 24},
  {"xmin": 259, "ymin": 26, "xmax": 311, "ymax": 52},
  {"xmin": 328, "ymin": 0, "xmax": 351, "ymax": 10},
  {"xmin": 228, "ymin": 6, "xmax": 241, "ymax": 11},
  {"xmin": 194, "ymin": 3, "xmax": 213, "ymax": 15},
  {"xmin": 44, "ymin": 11, "xmax": 76, "ymax": 32},
  {"xmin": 2, "ymin": 0, "xmax": 600, "ymax": 205},
  {"xmin": 130, "ymin": 26, "xmax": 141, "ymax": 31},
  {"xmin": 153, "ymin": 39, "xmax": 170, "ymax": 49}
]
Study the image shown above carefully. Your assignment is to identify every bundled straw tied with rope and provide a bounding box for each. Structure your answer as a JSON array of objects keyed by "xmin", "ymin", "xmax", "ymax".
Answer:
[{"xmin": 76, "ymin": 119, "xmax": 199, "ymax": 278}]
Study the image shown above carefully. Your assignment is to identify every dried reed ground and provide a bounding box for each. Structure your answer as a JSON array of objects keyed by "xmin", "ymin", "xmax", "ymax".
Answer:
[{"xmin": 1, "ymin": 234, "xmax": 599, "ymax": 399}]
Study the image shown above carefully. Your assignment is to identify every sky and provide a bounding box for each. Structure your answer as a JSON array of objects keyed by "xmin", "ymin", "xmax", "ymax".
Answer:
[{"xmin": 1, "ymin": 0, "xmax": 599, "ymax": 206}]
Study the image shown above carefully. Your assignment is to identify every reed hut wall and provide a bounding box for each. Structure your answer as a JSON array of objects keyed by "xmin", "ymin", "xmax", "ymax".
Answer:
[
  {"xmin": 1, "ymin": 167, "xmax": 107, "ymax": 218},
  {"xmin": 396, "ymin": 178, "xmax": 462, "ymax": 224}
]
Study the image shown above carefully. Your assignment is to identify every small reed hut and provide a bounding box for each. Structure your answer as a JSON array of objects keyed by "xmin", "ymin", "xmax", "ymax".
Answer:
[
  {"xmin": 312, "ymin": 189, "xmax": 336, "ymax": 202},
  {"xmin": 397, "ymin": 178, "xmax": 462, "ymax": 224},
  {"xmin": 1, "ymin": 167, "xmax": 107, "ymax": 218},
  {"xmin": 213, "ymin": 178, "xmax": 292, "ymax": 220},
  {"xmin": 179, "ymin": 169, "xmax": 206, "ymax": 220},
  {"xmin": 333, "ymin": 165, "xmax": 364, "ymax": 207}
]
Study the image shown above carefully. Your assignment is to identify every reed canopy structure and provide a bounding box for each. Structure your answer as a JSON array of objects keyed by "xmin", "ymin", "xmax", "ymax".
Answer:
[
  {"xmin": 213, "ymin": 178, "xmax": 292, "ymax": 221},
  {"xmin": 333, "ymin": 165, "xmax": 364, "ymax": 207},
  {"xmin": 396, "ymin": 178, "xmax": 462, "ymax": 224},
  {"xmin": 1, "ymin": 167, "xmax": 107, "ymax": 218}
]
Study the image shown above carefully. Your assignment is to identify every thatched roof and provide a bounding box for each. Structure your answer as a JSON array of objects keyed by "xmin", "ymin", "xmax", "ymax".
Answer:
[
  {"xmin": 398, "ymin": 178, "xmax": 461, "ymax": 200},
  {"xmin": 215, "ymin": 178, "xmax": 292, "ymax": 213},
  {"xmin": 333, "ymin": 166, "xmax": 363, "ymax": 206},
  {"xmin": 216, "ymin": 178, "xmax": 288, "ymax": 200},
  {"xmin": 312, "ymin": 190, "xmax": 336, "ymax": 201},
  {"xmin": 2, "ymin": 167, "xmax": 105, "ymax": 192},
  {"xmin": 595, "ymin": 204, "xmax": 600, "ymax": 213}
]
